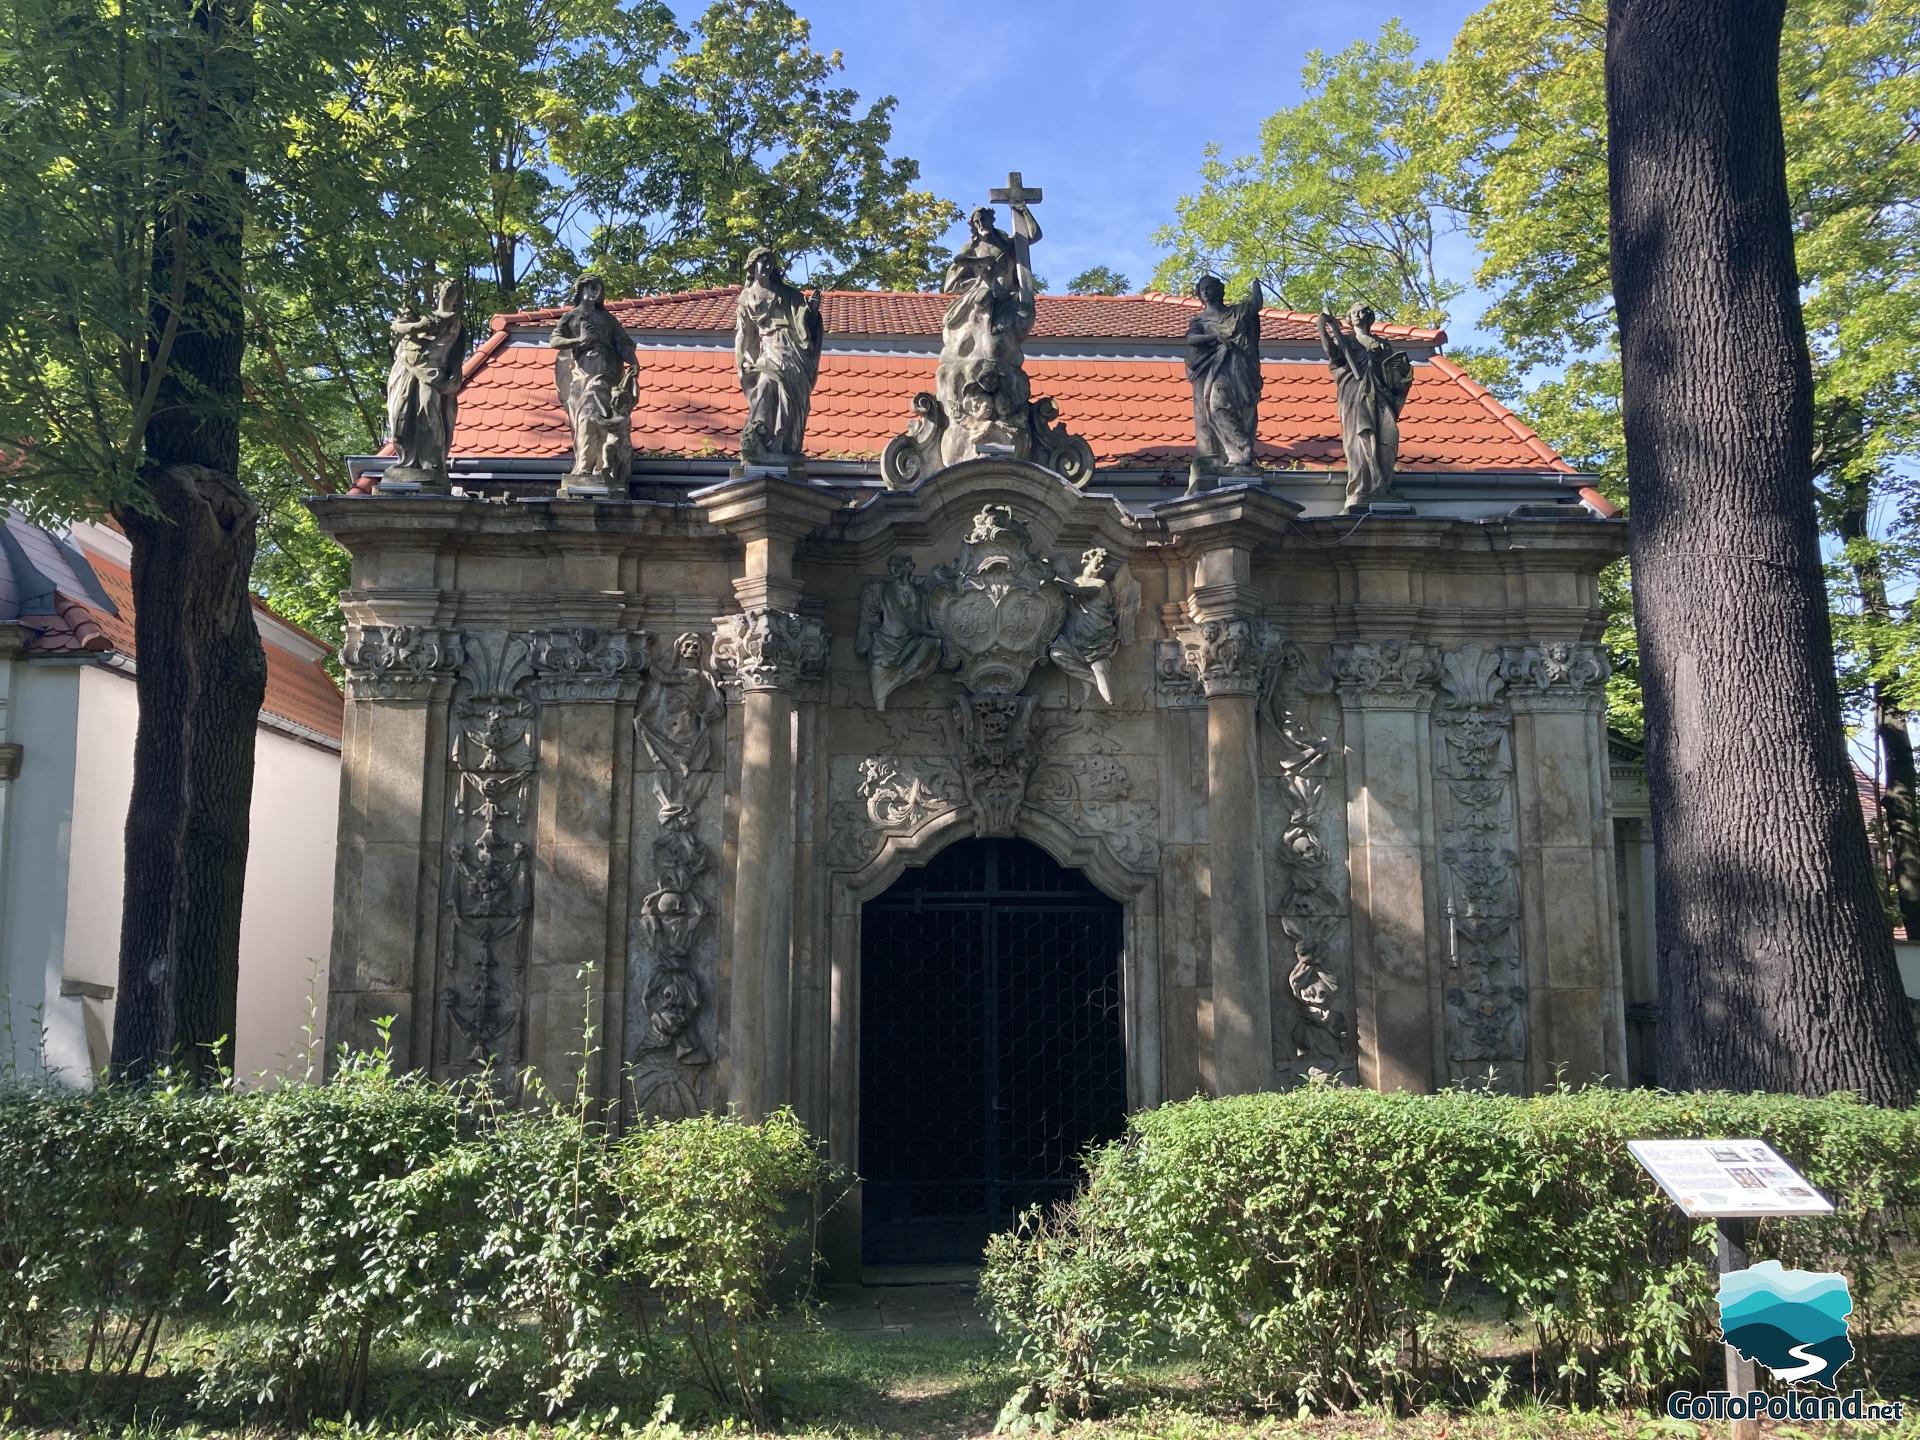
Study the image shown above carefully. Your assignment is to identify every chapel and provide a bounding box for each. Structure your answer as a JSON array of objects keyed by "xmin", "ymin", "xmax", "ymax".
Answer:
[{"xmin": 313, "ymin": 187, "xmax": 1627, "ymax": 1268}]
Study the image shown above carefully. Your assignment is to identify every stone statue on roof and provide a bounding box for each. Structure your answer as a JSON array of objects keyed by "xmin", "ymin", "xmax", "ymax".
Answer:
[
  {"xmin": 1183, "ymin": 274, "xmax": 1264, "ymax": 492},
  {"xmin": 1318, "ymin": 302, "xmax": 1414, "ymax": 510},
  {"xmin": 881, "ymin": 173, "xmax": 1096, "ymax": 488},
  {"xmin": 383, "ymin": 277, "xmax": 468, "ymax": 492},
  {"xmin": 734, "ymin": 247, "xmax": 823, "ymax": 467},
  {"xmin": 550, "ymin": 274, "xmax": 638, "ymax": 496}
]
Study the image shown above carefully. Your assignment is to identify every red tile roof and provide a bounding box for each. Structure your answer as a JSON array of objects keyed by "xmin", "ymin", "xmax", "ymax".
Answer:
[
  {"xmin": 365, "ymin": 287, "xmax": 1573, "ymax": 487},
  {"xmin": 62, "ymin": 547, "xmax": 345, "ymax": 742},
  {"xmin": 496, "ymin": 287, "xmax": 1449, "ymax": 345}
]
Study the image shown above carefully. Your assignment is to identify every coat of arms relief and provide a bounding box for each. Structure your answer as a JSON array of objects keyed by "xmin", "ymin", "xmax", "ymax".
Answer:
[{"xmin": 835, "ymin": 502, "xmax": 1154, "ymax": 870}]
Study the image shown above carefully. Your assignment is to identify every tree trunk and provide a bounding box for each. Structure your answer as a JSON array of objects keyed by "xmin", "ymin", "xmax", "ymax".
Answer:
[
  {"xmin": 110, "ymin": 0, "xmax": 265, "ymax": 1087},
  {"xmin": 1606, "ymin": 0, "xmax": 1920, "ymax": 1102},
  {"xmin": 1834, "ymin": 483, "xmax": 1920, "ymax": 943}
]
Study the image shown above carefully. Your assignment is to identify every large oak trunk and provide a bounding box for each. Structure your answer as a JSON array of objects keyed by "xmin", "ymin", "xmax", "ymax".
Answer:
[
  {"xmin": 109, "ymin": 0, "xmax": 265, "ymax": 1087},
  {"xmin": 1606, "ymin": 0, "xmax": 1920, "ymax": 1101}
]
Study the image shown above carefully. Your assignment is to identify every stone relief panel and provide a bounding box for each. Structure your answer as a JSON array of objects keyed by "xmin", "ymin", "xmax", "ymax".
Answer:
[
  {"xmin": 833, "ymin": 501, "xmax": 1154, "ymax": 875},
  {"xmin": 440, "ymin": 631, "xmax": 538, "ymax": 1080},
  {"xmin": 1260, "ymin": 643, "xmax": 1354, "ymax": 1086},
  {"xmin": 627, "ymin": 631, "xmax": 726, "ymax": 1119},
  {"xmin": 827, "ymin": 699, "xmax": 1158, "ymax": 879},
  {"xmin": 1433, "ymin": 643, "xmax": 1526, "ymax": 1091}
]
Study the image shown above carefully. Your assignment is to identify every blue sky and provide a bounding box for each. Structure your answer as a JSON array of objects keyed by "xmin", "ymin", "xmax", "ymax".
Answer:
[{"xmin": 670, "ymin": 0, "xmax": 1495, "ymax": 338}]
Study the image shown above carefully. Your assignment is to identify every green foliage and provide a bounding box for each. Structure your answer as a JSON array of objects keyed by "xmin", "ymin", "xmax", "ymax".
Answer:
[
  {"xmin": 204, "ymin": 1044, "xmax": 476, "ymax": 1416},
  {"xmin": 1065, "ymin": 267, "xmax": 1133, "ymax": 297},
  {"xmin": 0, "ymin": 0, "xmax": 957, "ymax": 643},
  {"xmin": 0, "ymin": 1049, "xmax": 826, "ymax": 1424},
  {"xmin": 610, "ymin": 1109, "xmax": 830, "ymax": 1427},
  {"xmin": 0, "ymin": 1075, "xmax": 225, "ymax": 1398},
  {"xmin": 1151, "ymin": 22, "xmax": 1459, "ymax": 327},
  {"xmin": 982, "ymin": 1087, "xmax": 1920, "ymax": 1417}
]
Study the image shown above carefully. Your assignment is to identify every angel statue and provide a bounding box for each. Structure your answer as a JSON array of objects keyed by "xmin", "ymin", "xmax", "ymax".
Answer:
[
  {"xmin": 735, "ymin": 247, "xmax": 824, "ymax": 465},
  {"xmin": 856, "ymin": 554, "xmax": 946, "ymax": 711},
  {"xmin": 1317, "ymin": 302, "xmax": 1414, "ymax": 509},
  {"xmin": 1047, "ymin": 546, "xmax": 1140, "ymax": 706},
  {"xmin": 383, "ymin": 277, "xmax": 468, "ymax": 490},
  {"xmin": 549, "ymin": 274, "xmax": 639, "ymax": 493}
]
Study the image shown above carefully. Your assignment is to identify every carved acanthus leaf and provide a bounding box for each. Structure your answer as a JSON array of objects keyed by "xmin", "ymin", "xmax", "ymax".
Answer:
[
  {"xmin": 342, "ymin": 625, "xmax": 465, "ymax": 701},
  {"xmin": 711, "ymin": 608, "xmax": 827, "ymax": 693}
]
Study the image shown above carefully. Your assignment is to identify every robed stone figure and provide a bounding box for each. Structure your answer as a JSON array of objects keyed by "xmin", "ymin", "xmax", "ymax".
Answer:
[
  {"xmin": 550, "ymin": 274, "xmax": 638, "ymax": 491},
  {"xmin": 735, "ymin": 247, "xmax": 823, "ymax": 465},
  {"xmin": 384, "ymin": 278, "xmax": 468, "ymax": 489},
  {"xmin": 936, "ymin": 203, "xmax": 1038, "ymax": 461},
  {"xmin": 1318, "ymin": 302, "xmax": 1414, "ymax": 509},
  {"xmin": 856, "ymin": 554, "xmax": 945, "ymax": 711},
  {"xmin": 1185, "ymin": 275, "xmax": 1264, "ymax": 479}
]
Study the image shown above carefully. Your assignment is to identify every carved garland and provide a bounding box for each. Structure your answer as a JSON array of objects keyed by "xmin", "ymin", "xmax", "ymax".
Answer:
[
  {"xmin": 627, "ymin": 632, "xmax": 727, "ymax": 1119},
  {"xmin": 1433, "ymin": 643, "xmax": 1525, "ymax": 1089},
  {"xmin": 428, "ymin": 625, "xmax": 649, "ymax": 1082},
  {"xmin": 1261, "ymin": 641, "xmax": 1352, "ymax": 1084},
  {"xmin": 441, "ymin": 631, "xmax": 539, "ymax": 1079}
]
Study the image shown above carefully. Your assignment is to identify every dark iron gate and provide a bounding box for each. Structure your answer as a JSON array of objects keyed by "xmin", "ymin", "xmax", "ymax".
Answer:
[{"xmin": 859, "ymin": 837, "xmax": 1126, "ymax": 1266}]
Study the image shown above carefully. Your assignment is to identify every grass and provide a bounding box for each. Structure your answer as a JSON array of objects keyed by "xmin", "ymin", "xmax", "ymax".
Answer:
[{"xmin": 4, "ymin": 1306, "xmax": 1917, "ymax": 1439}]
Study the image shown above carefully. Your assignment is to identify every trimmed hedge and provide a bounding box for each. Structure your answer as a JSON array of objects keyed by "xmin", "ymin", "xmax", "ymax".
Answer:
[
  {"xmin": 980, "ymin": 1086, "xmax": 1920, "ymax": 1417},
  {"xmin": 0, "ymin": 1045, "xmax": 829, "ymax": 1425}
]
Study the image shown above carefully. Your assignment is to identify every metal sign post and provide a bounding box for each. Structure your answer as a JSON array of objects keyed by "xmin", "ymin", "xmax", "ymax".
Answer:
[{"xmin": 1628, "ymin": 1139, "xmax": 1835, "ymax": 1440}]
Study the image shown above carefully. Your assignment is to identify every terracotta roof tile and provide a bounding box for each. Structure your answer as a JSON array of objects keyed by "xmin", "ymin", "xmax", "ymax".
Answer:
[
  {"xmin": 496, "ymin": 286, "xmax": 1447, "ymax": 345},
  {"xmin": 435, "ymin": 346, "xmax": 1567, "ymax": 475}
]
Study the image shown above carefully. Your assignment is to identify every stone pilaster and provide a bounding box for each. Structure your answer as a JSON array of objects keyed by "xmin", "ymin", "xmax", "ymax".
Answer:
[
  {"xmin": 521, "ymin": 628, "xmax": 647, "ymax": 1101},
  {"xmin": 334, "ymin": 625, "xmax": 464, "ymax": 1067},
  {"xmin": 1501, "ymin": 640, "xmax": 1625, "ymax": 1089},
  {"xmin": 1332, "ymin": 639, "xmax": 1441, "ymax": 1093},
  {"xmin": 697, "ymin": 472, "xmax": 840, "ymax": 1119},
  {"xmin": 1156, "ymin": 486, "xmax": 1301, "ymax": 1096}
]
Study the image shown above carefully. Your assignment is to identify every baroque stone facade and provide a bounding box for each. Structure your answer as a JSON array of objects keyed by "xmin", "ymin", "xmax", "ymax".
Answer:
[{"xmin": 316, "ymin": 453, "xmax": 1625, "ymax": 1270}]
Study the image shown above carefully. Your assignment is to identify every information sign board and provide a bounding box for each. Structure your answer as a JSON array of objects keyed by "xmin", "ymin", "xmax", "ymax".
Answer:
[{"xmin": 1627, "ymin": 1138, "xmax": 1834, "ymax": 1219}]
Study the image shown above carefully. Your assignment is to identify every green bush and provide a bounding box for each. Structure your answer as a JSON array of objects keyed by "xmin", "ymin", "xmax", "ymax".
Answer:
[
  {"xmin": 201, "ymin": 1045, "xmax": 477, "ymax": 1416},
  {"xmin": 0, "ymin": 1075, "xmax": 225, "ymax": 1396},
  {"xmin": 0, "ymin": 1048, "xmax": 829, "ymax": 1424},
  {"xmin": 609, "ymin": 1109, "xmax": 831, "ymax": 1429},
  {"xmin": 982, "ymin": 1086, "xmax": 1920, "ymax": 1417}
]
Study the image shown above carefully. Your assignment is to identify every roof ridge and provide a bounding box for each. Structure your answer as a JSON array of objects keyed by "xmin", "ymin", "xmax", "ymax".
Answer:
[{"xmin": 1427, "ymin": 353, "xmax": 1573, "ymax": 474}]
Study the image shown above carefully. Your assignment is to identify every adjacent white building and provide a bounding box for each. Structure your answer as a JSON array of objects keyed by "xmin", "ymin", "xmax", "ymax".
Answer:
[{"xmin": 0, "ymin": 512, "xmax": 342, "ymax": 1083}]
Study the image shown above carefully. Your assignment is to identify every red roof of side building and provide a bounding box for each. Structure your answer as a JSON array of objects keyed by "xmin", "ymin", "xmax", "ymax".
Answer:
[
  {"xmin": 401, "ymin": 287, "xmax": 1574, "ymax": 484},
  {"xmin": 74, "ymin": 548, "xmax": 344, "ymax": 742},
  {"xmin": 3, "ymin": 511, "xmax": 343, "ymax": 745}
]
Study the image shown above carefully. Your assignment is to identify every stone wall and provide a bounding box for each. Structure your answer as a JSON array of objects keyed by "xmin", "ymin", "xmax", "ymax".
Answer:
[{"xmin": 314, "ymin": 460, "xmax": 1626, "ymax": 1133}]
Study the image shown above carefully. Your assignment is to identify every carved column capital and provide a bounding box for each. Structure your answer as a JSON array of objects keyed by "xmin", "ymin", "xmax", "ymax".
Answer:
[
  {"xmin": 1501, "ymin": 640, "xmax": 1610, "ymax": 711},
  {"xmin": 711, "ymin": 608, "xmax": 827, "ymax": 694},
  {"xmin": 526, "ymin": 627, "xmax": 651, "ymax": 703},
  {"xmin": 1330, "ymin": 638, "xmax": 1439, "ymax": 710},
  {"xmin": 341, "ymin": 624, "xmax": 465, "ymax": 702},
  {"xmin": 1183, "ymin": 614, "xmax": 1271, "ymax": 699}
]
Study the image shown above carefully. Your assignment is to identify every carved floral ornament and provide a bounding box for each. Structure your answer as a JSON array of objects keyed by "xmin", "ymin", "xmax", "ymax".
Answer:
[{"xmin": 341, "ymin": 624, "xmax": 465, "ymax": 700}]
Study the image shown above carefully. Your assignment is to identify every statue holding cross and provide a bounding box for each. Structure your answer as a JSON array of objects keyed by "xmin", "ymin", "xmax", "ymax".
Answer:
[{"xmin": 882, "ymin": 172, "xmax": 1095, "ymax": 487}]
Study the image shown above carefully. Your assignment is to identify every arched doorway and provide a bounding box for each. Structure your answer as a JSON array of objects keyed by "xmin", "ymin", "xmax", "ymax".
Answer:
[{"xmin": 859, "ymin": 836, "xmax": 1127, "ymax": 1267}]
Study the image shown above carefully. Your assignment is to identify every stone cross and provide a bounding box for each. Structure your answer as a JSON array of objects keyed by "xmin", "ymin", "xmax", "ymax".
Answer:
[
  {"xmin": 989, "ymin": 171, "xmax": 1043, "ymax": 209},
  {"xmin": 990, "ymin": 171, "xmax": 1042, "ymax": 244}
]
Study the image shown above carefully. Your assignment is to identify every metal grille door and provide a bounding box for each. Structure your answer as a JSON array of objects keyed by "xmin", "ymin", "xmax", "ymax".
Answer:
[{"xmin": 859, "ymin": 838, "xmax": 1126, "ymax": 1266}]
